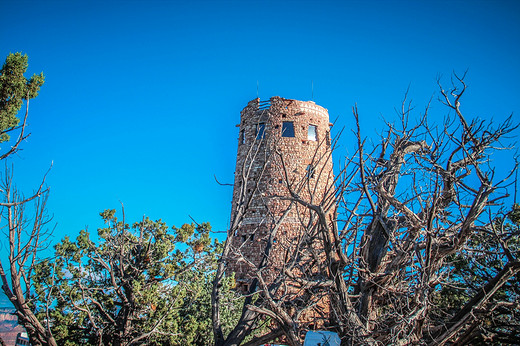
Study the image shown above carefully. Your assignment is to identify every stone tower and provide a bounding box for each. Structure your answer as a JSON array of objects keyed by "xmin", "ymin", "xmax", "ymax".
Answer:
[{"xmin": 228, "ymin": 97, "xmax": 335, "ymax": 291}]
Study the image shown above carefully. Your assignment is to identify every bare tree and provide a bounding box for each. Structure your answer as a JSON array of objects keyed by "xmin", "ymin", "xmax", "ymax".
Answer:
[
  {"xmin": 0, "ymin": 53, "xmax": 56, "ymax": 345},
  {"xmin": 212, "ymin": 75, "xmax": 519, "ymax": 345},
  {"xmin": 335, "ymin": 74, "xmax": 518, "ymax": 345},
  {"xmin": 0, "ymin": 168, "xmax": 54, "ymax": 346}
]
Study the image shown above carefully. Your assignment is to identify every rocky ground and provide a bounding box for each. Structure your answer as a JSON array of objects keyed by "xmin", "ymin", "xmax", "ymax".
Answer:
[{"xmin": 0, "ymin": 308, "xmax": 25, "ymax": 346}]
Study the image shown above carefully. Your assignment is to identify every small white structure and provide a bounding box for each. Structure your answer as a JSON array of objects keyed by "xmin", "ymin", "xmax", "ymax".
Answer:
[
  {"xmin": 303, "ymin": 330, "xmax": 340, "ymax": 346},
  {"xmin": 15, "ymin": 332, "xmax": 30, "ymax": 346}
]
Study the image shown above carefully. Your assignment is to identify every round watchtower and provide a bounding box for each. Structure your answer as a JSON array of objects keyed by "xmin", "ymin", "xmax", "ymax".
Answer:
[{"xmin": 228, "ymin": 97, "xmax": 335, "ymax": 289}]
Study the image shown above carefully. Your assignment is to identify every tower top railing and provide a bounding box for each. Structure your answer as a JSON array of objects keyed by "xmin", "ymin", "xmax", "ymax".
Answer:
[
  {"xmin": 258, "ymin": 99, "xmax": 271, "ymax": 110},
  {"xmin": 247, "ymin": 97, "xmax": 329, "ymax": 119}
]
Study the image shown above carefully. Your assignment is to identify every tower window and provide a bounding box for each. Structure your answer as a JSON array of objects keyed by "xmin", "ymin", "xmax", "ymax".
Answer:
[
  {"xmin": 281, "ymin": 121, "xmax": 295, "ymax": 137},
  {"xmin": 308, "ymin": 125, "xmax": 317, "ymax": 141},
  {"xmin": 256, "ymin": 123, "xmax": 265, "ymax": 139},
  {"xmin": 239, "ymin": 129, "xmax": 245, "ymax": 144},
  {"xmin": 306, "ymin": 164, "xmax": 315, "ymax": 179}
]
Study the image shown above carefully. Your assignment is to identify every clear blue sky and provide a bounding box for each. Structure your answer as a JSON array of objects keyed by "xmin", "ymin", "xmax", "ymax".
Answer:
[{"xmin": 1, "ymin": 0, "xmax": 519, "ymax": 247}]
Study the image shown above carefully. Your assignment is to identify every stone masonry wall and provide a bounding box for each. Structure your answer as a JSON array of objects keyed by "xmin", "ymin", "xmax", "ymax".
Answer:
[{"xmin": 228, "ymin": 97, "xmax": 334, "ymax": 289}]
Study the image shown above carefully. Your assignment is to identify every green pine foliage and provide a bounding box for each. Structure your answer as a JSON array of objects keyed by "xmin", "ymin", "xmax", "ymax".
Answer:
[
  {"xmin": 0, "ymin": 52, "xmax": 44, "ymax": 142},
  {"xmin": 433, "ymin": 204, "xmax": 520, "ymax": 343},
  {"xmin": 33, "ymin": 210, "xmax": 241, "ymax": 345}
]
